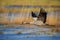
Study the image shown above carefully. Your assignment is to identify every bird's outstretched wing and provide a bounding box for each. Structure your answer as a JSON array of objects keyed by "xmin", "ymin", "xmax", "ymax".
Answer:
[{"xmin": 31, "ymin": 12, "xmax": 37, "ymax": 17}]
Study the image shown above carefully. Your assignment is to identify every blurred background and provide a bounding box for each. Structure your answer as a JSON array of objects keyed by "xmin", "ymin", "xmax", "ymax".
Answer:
[{"xmin": 0, "ymin": 0, "xmax": 60, "ymax": 25}]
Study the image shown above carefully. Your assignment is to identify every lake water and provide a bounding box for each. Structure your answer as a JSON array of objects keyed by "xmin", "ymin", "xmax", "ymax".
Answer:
[{"xmin": 0, "ymin": 24, "xmax": 60, "ymax": 40}]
